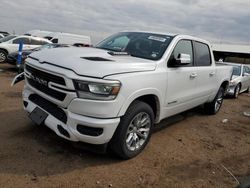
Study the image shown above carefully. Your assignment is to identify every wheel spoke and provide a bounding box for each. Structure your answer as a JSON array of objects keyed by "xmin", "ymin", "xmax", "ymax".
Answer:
[
  {"xmin": 140, "ymin": 119, "xmax": 150, "ymax": 127},
  {"xmin": 217, "ymin": 98, "xmax": 223, "ymax": 104},
  {"xmin": 135, "ymin": 113, "xmax": 143, "ymax": 126},
  {"xmin": 136, "ymin": 131, "xmax": 146, "ymax": 139},
  {"xmin": 126, "ymin": 133, "xmax": 134, "ymax": 144},
  {"xmin": 138, "ymin": 128, "xmax": 150, "ymax": 132}
]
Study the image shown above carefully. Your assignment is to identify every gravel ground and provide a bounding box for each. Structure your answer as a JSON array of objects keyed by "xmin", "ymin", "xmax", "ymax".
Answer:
[{"xmin": 0, "ymin": 64, "xmax": 250, "ymax": 188}]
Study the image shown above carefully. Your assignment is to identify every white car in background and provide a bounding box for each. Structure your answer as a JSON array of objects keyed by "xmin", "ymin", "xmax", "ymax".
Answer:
[
  {"xmin": 25, "ymin": 30, "xmax": 92, "ymax": 46},
  {"xmin": 0, "ymin": 34, "xmax": 5, "ymax": 39},
  {"xmin": 225, "ymin": 62, "xmax": 250, "ymax": 98},
  {"xmin": 0, "ymin": 35, "xmax": 51, "ymax": 63}
]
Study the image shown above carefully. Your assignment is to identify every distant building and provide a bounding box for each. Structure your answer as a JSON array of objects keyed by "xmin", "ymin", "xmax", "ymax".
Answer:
[{"xmin": 212, "ymin": 43, "xmax": 250, "ymax": 64}]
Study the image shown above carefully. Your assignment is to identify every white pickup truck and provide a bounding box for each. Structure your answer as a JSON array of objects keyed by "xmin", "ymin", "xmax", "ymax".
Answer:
[{"xmin": 21, "ymin": 31, "xmax": 232, "ymax": 159}]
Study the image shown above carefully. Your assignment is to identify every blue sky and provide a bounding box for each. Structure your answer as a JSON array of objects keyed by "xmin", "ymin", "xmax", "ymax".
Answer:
[{"xmin": 1, "ymin": 0, "xmax": 250, "ymax": 44}]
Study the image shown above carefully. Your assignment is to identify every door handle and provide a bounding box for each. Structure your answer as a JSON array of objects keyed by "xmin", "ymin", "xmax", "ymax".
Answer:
[
  {"xmin": 209, "ymin": 72, "xmax": 216, "ymax": 76},
  {"xmin": 190, "ymin": 73, "xmax": 197, "ymax": 79}
]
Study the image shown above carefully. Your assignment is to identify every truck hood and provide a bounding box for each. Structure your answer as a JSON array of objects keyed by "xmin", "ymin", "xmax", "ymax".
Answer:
[{"xmin": 28, "ymin": 47, "xmax": 156, "ymax": 78}]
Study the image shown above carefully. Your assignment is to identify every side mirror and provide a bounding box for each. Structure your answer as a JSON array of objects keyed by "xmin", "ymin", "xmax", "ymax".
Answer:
[
  {"xmin": 175, "ymin": 53, "xmax": 191, "ymax": 66},
  {"xmin": 243, "ymin": 73, "xmax": 250, "ymax": 77}
]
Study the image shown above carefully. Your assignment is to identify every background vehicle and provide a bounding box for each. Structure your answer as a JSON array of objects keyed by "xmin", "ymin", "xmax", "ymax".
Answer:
[
  {"xmin": 25, "ymin": 30, "xmax": 53, "ymax": 38},
  {"xmin": 0, "ymin": 31, "xmax": 9, "ymax": 37},
  {"xmin": 47, "ymin": 32, "xmax": 91, "ymax": 46},
  {"xmin": 25, "ymin": 30, "xmax": 91, "ymax": 46},
  {"xmin": 22, "ymin": 31, "xmax": 232, "ymax": 159},
  {"xmin": 6, "ymin": 43, "xmax": 70, "ymax": 68},
  {"xmin": 0, "ymin": 34, "xmax": 4, "ymax": 39},
  {"xmin": 222, "ymin": 62, "xmax": 250, "ymax": 98},
  {"xmin": 0, "ymin": 35, "xmax": 51, "ymax": 63}
]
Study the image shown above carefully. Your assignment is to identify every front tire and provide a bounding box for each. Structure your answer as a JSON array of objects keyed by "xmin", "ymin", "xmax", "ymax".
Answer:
[
  {"xmin": 109, "ymin": 101, "xmax": 154, "ymax": 159},
  {"xmin": 204, "ymin": 87, "xmax": 225, "ymax": 115},
  {"xmin": 0, "ymin": 50, "xmax": 7, "ymax": 63}
]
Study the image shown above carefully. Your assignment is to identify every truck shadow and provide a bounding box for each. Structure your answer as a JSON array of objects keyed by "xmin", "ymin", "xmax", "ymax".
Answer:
[
  {"xmin": 0, "ymin": 104, "xmax": 225, "ymax": 177},
  {"xmin": 0, "ymin": 109, "xmax": 122, "ymax": 177},
  {"xmin": 153, "ymin": 106, "xmax": 204, "ymax": 133}
]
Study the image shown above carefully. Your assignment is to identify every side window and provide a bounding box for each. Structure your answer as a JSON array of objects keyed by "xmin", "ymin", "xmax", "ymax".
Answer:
[
  {"xmin": 244, "ymin": 66, "xmax": 250, "ymax": 74},
  {"xmin": 12, "ymin": 37, "xmax": 30, "ymax": 44},
  {"xmin": 30, "ymin": 39, "xmax": 41, "ymax": 45},
  {"xmin": 194, "ymin": 41, "xmax": 211, "ymax": 66},
  {"xmin": 168, "ymin": 40, "xmax": 193, "ymax": 67},
  {"xmin": 51, "ymin": 38, "xmax": 58, "ymax": 43},
  {"xmin": 30, "ymin": 39, "xmax": 49, "ymax": 45}
]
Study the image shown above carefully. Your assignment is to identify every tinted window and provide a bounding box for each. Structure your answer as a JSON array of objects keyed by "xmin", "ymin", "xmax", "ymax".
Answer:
[
  {"xmin": 244, "ymin": 66, "xmax": 250, "ymax": 74},
  {"xmin": 168, "ymin": 40, "xmax": 193, "ymax": 67},
  {"xmin": 232, "ymin": 65, "xmax": 241, "ymax": 76},
  {"xmin": 13, "ymin": 37, "xmax": 30, "ymax": 44},
  {"xmin": 51, "ymin": 38, "xmax": 58, "ymax": 43},
  {"xmin": 30, "ymin": 39, "xmax": 49, "ymax": 45},
  {"xmin": 194, "ymin": 41, "xmax": 211, "ymax": 66},
  {"xmin": 96, "ymin": 32, "xmax": 173, "ymax": 60},
  {"xmin": 0, "ymin": 35, "xmax": 17, "ymax": 42}
]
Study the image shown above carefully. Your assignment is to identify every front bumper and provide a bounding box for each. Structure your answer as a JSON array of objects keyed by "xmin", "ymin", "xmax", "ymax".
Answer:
[
  {"xmin": 23, "ymin": 86, "xmax": 120, "ymax": 145},
  {"xmin": 226, "ymin": 85, "xmax": 236, "ymax": 95}
]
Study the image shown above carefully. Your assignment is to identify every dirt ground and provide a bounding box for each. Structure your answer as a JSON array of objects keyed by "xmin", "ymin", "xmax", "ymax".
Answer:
[{"xmin": 0, "ymin": 63, "xmax": 250, "ymax": 188}]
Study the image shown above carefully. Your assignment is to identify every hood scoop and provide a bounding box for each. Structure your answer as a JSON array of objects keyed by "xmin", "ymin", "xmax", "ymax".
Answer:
[{"xmin": 81, "ymin": 57, "xmax": 113, "ymax": 61}]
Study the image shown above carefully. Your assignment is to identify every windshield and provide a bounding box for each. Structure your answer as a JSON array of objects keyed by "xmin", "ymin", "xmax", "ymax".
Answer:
[
  {"xmin": 232, "ymin": 65, "xmax": 241, "ymax": 76},
  {"xmin": 0, "ymin": 35, "xmax": 17, "ymax": 43},
  {"xmin": 96, "ymin": 32, "xmax": 173, "ymax": 60}
]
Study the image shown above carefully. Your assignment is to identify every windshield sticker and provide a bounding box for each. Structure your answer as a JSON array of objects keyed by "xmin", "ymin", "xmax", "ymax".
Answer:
[{"xmin": 148, "ymin": 36, "xmax": 167, "ymax": 42}]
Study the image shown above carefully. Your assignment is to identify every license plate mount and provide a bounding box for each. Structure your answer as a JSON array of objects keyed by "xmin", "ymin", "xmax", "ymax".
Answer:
[{"xmin": 29, "ymin": 107, "xmax": 48, "ymax": 125}]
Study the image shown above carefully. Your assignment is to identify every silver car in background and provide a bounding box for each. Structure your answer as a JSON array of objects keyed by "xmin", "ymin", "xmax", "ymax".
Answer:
[{"xmin": 225, "ymin": 62, "xmax": 250, "ymax": 98}]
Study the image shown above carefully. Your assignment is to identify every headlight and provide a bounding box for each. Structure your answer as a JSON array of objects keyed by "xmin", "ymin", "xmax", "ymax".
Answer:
[{"xmin": 74, "ymin": 80, "xmax": 121, "ymax": 100}]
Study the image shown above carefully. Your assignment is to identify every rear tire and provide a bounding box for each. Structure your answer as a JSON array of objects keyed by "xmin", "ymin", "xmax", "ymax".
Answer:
[
  {"xmin": 0, "ymin": 50, "xmax": 7, "ymax": 63},
  {"xmin": 109, "ymin": 101, "xmax": 154, "ymax": 159},
  {"xmin": 233, "ymin": 84, "xmax": 240, "ymax": 98},
  {"xmin": 204, "ymin": 87, "xmax": 224, "ymax": 115}
]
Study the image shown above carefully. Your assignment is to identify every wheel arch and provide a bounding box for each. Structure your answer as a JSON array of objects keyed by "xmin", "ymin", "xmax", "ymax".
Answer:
[
  {"xmin": 220, "ymin": 80, "xmax": 229, "ymax": 94},
  {"xmin": 0, "ymin": 48, "xmax": 9, "ymax": 55},
  {"xmin": 118, "ymin": 90, "xmax": 161, "ymax": 123}
]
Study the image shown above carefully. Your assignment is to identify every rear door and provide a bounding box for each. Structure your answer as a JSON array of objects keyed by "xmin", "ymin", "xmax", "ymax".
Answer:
[
  {"xmin": 193, "ymin": 41, "xmax": 217, "ymax": 100},
  {"xmin": 165, "ymin": 39, "xmax": 199, "ymax": 117},
  {"xmin": 241, "ymin": 66, "xmax": 250, "ymax": 91}
]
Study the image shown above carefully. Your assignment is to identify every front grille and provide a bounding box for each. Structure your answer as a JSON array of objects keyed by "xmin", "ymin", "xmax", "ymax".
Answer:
[
  {"xmin": 25, "ymin": 64, "xmax": 66, "ymax": 101},
  {"xmin": 29, "ymin": 94, "xmax": 67, "ymax": 124},
  {"xmin": 26, "ymin": 64, "xmax": 65, "ymax": 85}
]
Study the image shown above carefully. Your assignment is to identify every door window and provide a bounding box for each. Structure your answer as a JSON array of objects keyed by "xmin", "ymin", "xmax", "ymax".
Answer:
[
  {"xmin": 12, "ymin": 37, "xmax": 30, "ymax": 44},
  {"xmin": 30, "ymin": 39, "xmax": 49, "ymax": 45},
  {"xmin": 243, "ymin": 66, "xmax": 250, "ymax": 74},
  {"xmin": 168, "ymin": 40, "xmax": 193, "ymax": 67},
  {"xmin": 194, "ymin": 41, "xmax": 211, "ymax": 66}
]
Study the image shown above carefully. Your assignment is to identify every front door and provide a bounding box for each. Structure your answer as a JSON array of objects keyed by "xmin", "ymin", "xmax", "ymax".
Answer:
[{"xmin": 164, "ymin": 39, "xmax": 199, "ymax": 117}]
